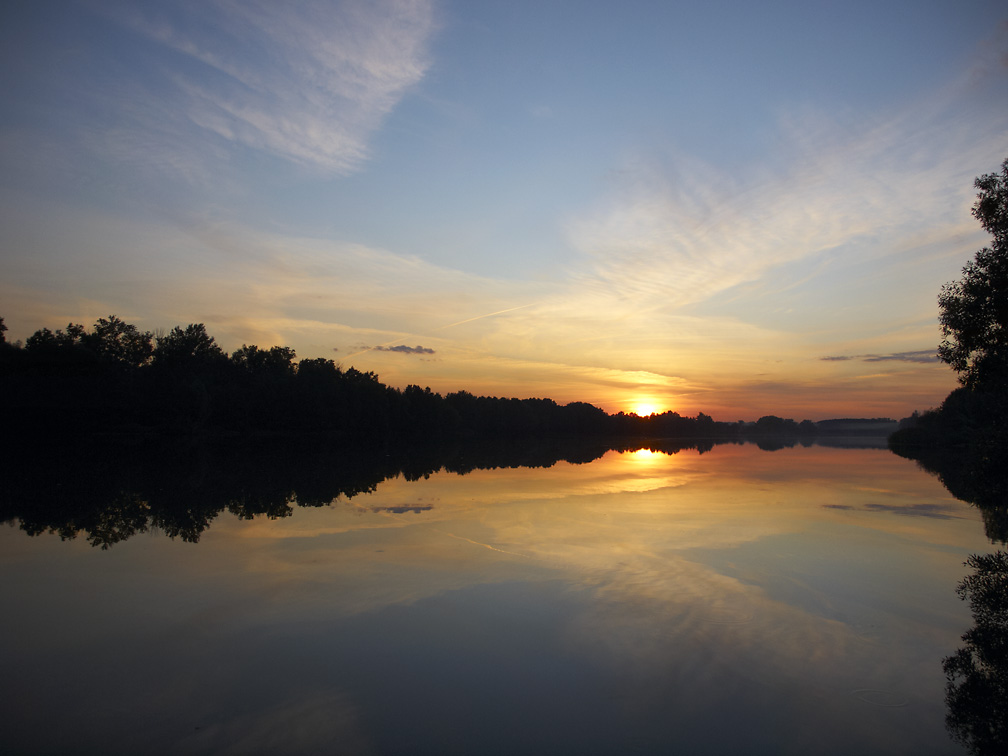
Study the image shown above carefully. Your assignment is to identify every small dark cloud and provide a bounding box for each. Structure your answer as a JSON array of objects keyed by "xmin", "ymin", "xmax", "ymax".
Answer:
[
  {"xmin": 372, "ymin": 344, "xmax": 435, "ymax": 355},
  {"xmin": 862, "ymin": 350, "xmax": 938, "ymax": 364},
  {"xmin": 824, "ymin": 502, "xmax": 956, "ymax": 519},
  {"xmin": 863, "ymin": 503, "xmax": 954, "ymax": 519},
  {"xmin": 820, "ymin": 350, "xmax": 938, "ymax": 364}
]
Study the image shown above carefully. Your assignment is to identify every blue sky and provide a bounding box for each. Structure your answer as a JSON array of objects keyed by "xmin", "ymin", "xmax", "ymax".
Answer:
[{"xmin": 2, "ymin": 0, "xmax": 1006, "ymax": 418}]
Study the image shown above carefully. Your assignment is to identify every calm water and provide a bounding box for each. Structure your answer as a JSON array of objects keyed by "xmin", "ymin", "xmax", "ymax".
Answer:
[{"xmin": 0, "ymin": 442, "xmax": 994, "ymax": 755}]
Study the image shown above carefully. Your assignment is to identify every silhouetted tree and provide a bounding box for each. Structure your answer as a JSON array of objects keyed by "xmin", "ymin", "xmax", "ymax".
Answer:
[
  {"xmin": 24, "ymin": 327, "xmax": 56, "ymax": 351},
  {"xmin": 938, "ymin": 158, "xmax": 1008, "ymax": 391},
  {"xmin": 297, "ymin": 357, "xmax": 341, "ymax": 380},
  {"xmin": 752, "ymin": 415, "xmax": 797, "ymax": 434},
  {"xmin": 231, "ymin": 344, "xmax": 297, "ymax": 375},
  {"xmin": 153, "ymin": 323, "xmax": 225, "ymax": 368},
  {"xmin": 399, "ymin": 384, "xmax": 447, "ymax": 435},
  {"xmin": 146, "ymin": 324, "xmax": 228, "ymax": 430},
  {"xmin": 560, "ymin": 401, "xmax": 609, "ymax": 435},
  {"xmin": 0, "ymin": 317, "xmax": 17, "ymax": 366},
  {"xmin": 25, "ymin": 322, "xmax": 89, "ymax": 353},
  {"xmin": 91, "ymin": 315, "xmax": 153, "ymax": 368}
]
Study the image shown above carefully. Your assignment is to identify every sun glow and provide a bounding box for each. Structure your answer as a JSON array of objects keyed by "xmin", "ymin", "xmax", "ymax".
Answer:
[{"xmin": 633, "ymin": 403, "xmax": 659, "ymax": 417}]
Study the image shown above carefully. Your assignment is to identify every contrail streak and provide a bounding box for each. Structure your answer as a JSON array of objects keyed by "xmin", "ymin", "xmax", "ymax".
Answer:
[
  {"xmin": 430, "ymin": 528, "xmax": 531, "ymax": 559},
  {"xmin": 434, "ymin": 303, "xmax": 535, "ymax": 331}
]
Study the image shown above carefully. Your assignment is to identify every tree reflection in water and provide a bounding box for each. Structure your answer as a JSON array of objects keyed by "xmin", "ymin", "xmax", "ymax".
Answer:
[
  {"xmin": 887, "ymin": 436, "xmax": 1008, "ymax": 753},
  {"xmin": 0, "ymin": 436, "xmax": 716, "ymax": 548},
  {"xmin": 903, "ymin": 441, "xmax": 1008, "ymax": 755},
  {"xmin": 890, "ymin": 441, "xmax": 1008, "ymax": 546},
  {"xmin": 944, "ymin": 551, "xmax": 1008, "ymax": 755}
]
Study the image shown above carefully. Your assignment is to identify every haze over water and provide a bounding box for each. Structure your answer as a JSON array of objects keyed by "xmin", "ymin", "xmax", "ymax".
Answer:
[{"xmin": 0, "ymin": 442, "xmax": 992, "ymax": 754}]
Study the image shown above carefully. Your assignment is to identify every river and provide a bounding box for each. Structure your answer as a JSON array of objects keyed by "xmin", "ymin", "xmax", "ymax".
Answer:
[{"xmin": 0, "ymin": 441, "xmax": 994, "ymax": 754}]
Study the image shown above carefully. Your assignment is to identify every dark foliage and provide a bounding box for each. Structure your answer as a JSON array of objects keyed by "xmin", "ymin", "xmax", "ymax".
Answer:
[
  {"xmin": 938, "ymin": 158, "xmax": 1008, "ymax": 391},
  {"xmin": 944, "ymin": 551, "xmax": 1008, "ymax": 755}
]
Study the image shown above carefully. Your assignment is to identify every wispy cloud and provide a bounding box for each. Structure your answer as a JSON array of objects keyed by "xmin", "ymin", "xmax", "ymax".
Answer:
[
  {"xmin": 566, "ymin": 63, "xmax": 1006, "ymax": 313},
  {"xmin": 98, "ymin": 0, "xmax": 435, "ymax": 174}
]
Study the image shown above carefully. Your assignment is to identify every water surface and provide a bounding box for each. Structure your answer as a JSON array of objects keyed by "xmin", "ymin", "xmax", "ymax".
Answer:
[{"xmin": 0, "ymin": 442, "xmax": 991, "ymax": 754}]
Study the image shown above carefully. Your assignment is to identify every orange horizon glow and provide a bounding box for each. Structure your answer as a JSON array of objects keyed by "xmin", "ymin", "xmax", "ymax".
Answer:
[{"xmin": 381, "ymin": 368, "xmax": 954, "ymax": 425}]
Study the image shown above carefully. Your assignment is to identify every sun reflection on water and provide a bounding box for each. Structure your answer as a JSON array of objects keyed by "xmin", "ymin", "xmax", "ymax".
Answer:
[{"xmin": 625, "ymin": 448, "xmax": 665, "ymax": 464}]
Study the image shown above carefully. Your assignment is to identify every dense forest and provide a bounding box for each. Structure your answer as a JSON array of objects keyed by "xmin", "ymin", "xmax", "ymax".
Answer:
[{"xmin": 1, "ymin": 314, "xmax": 852, "ymax": 444}]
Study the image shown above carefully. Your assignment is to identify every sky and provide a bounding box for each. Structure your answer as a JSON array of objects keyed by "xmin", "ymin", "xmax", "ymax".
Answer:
[{"xmin": 1, "ymin": 0, "xmax": 1006, "ymax": 420}]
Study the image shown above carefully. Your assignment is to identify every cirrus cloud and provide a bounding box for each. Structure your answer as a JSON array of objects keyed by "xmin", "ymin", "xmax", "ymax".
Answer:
[{"xmin": 95, "ymin": 0, "xmax": 436, "ymax": 175}]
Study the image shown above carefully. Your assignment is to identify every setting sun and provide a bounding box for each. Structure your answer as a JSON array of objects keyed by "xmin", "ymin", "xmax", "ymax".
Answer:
[{"xmin": 633, "ymin": 403, "xmax": 659, "ymax": 417}]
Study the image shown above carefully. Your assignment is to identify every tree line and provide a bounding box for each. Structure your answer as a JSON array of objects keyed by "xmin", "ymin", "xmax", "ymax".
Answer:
[{"xmin": 1, "ymin": 314, "xmax": 835, "ymax": 443}]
